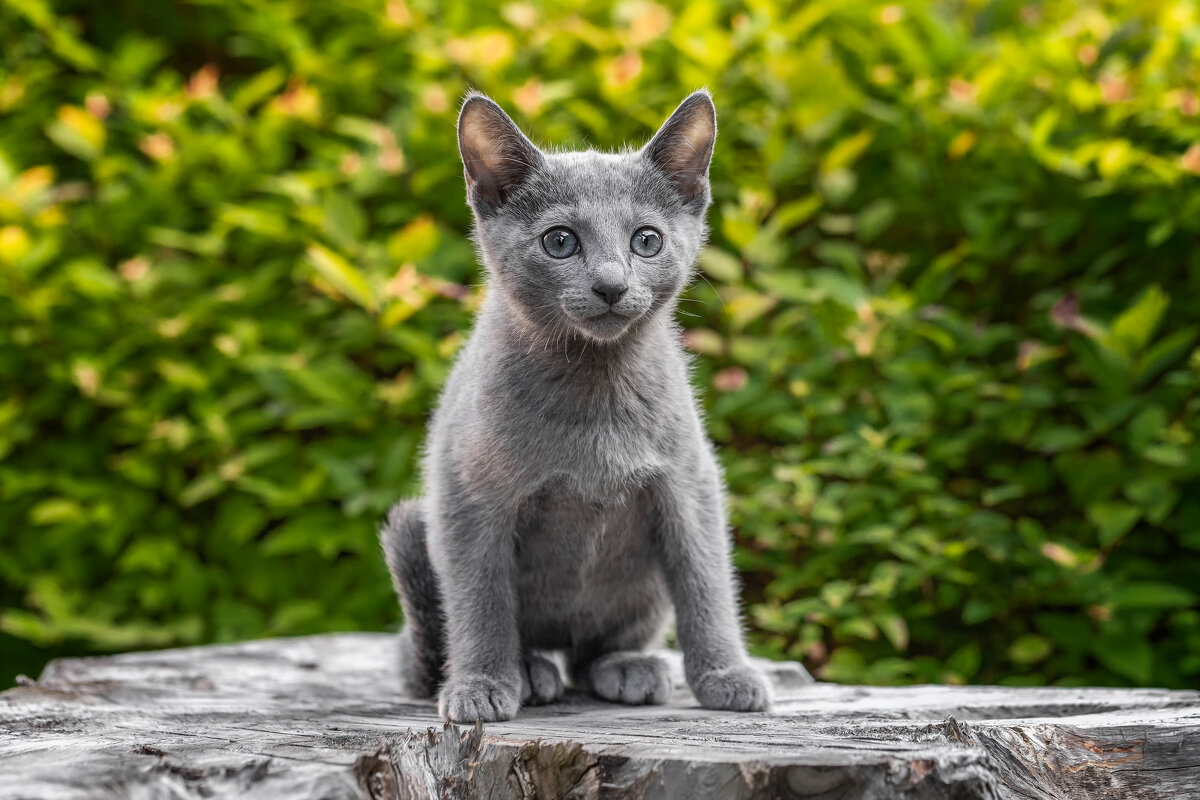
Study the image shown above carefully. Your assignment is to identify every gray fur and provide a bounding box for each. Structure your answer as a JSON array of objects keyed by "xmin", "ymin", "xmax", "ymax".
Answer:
[{"xmin": 380, "ymin": 90, "xmax": 771, "ymax": 722}]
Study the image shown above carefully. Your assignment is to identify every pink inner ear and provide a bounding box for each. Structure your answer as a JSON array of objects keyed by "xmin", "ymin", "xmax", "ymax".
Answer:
[
  {"xmin": 458, "ymin": 97, "xmax": 542, "ymax": 207},
  {"xmin": 460, "ymin": 117, "xmax": 501, "ymax": 179},
  {"xmin": 459, "ymin": 106, "xmax": 497, "ymax": 181},
  {"xmin": 673, "ymin": 115, "xmax": 714, "ymax": 167},
  {"xmin": 644, "ymin": 93, "xmax": 717, "ymax": 201}
]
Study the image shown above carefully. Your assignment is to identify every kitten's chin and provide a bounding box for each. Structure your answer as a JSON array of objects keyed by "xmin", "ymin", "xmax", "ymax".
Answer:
[{"xmin": 568, "ymin": 310, "xmax": 637, "ymax": 342}]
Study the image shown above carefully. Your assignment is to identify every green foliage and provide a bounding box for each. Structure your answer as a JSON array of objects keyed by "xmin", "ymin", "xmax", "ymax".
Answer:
[{"xmin": 2, "ymin": 0, "xmax": 1198, "ymax": 689}]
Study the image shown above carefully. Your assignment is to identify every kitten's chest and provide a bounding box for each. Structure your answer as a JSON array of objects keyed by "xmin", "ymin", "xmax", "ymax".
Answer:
[
  {"xmin": 501, "ymin": 378, "xmax": 677, "ymax": 493},
  {"xmin": 447, "ymin": 342, "xmax": 696, "ymax": 501},
  {"xmin": 513, "ymin": 479, "xmax": 658, "ymax": 598}
]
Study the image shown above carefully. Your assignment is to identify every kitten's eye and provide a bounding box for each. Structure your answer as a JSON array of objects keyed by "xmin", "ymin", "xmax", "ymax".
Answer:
[
  {"xmin": 541, "ymin": 227, "xmax": 579, "ymax": 259},
  {"xmin": 630, "ymin": 227, "xmax": 663, "ymax": 257}
]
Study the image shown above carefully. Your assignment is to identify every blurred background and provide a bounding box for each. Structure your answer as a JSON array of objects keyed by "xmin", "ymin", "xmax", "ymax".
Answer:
[{"xmin": 2, "ymin": 0, "xmax": 1198, "ymax": 691}]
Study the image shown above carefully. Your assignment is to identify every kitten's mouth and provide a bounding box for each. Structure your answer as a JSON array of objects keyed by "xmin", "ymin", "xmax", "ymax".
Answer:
[{"xmin": 564, "ymin": 307, "xmax": 639, "ymax": 341}]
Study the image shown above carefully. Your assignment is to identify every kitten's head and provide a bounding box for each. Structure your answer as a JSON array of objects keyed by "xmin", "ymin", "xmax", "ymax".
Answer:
[{"xmin": 458, "ymin": 91, "xmax": 716, "ymax": 342}]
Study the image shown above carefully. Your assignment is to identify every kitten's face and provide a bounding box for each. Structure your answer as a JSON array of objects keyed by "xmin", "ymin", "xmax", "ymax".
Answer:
[{"xmin": 458, "ymin": 93, "xmax": 716, "ymax": 342}]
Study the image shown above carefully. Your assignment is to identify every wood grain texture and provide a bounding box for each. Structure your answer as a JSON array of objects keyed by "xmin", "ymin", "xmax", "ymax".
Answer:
[{"xmin": 1, "ymin": 633, "xmax": 1196, "ymax": 799}]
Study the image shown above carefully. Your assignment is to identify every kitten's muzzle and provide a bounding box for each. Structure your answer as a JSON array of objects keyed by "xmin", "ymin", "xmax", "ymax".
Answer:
[{"xmin": 592, "ymin": 279, "xmax": 628, "ymax": 307}]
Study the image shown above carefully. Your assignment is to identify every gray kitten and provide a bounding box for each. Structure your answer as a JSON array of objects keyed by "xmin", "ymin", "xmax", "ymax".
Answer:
[{"xmin": 380, "ymin": 90, "xmax": 771, "ymax": 722}]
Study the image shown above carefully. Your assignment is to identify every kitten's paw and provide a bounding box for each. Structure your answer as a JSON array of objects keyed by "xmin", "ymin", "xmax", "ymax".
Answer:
[
  {"xmin": 522, "ymin": 653, "xmax": 564, "ymax": 705},
  {"xmin": 438, "ymin": 674, "xmax": 521, "ymax": 723},
  {"xmin": 587, "ymin": 652, "xmax": 672, "ymax": 705},
  {"xmin": 691, "ymin": 665, "xmax": 773, "ymax": 712}
]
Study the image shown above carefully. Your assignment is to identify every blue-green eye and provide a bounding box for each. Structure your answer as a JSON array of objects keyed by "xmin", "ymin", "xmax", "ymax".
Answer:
[
  {"xmin": 631, "ymin": 227, "xmax": 663, "ymax": 257},
  {"xmin": 541, "ymin": 227, "xmax": 579, "ymax": 258}
]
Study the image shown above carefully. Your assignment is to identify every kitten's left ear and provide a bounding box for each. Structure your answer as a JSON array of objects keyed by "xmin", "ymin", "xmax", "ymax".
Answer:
[
  {"xmin": 458, "ymin": 92, "xmax": 544, "ymax": 214},
  {"xmin": 641, "ymin": 90, "xmax": 717, "ymax": 207}
]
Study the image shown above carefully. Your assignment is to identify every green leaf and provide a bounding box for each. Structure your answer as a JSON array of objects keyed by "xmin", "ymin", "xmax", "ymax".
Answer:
[
  {"xmin": 1127, "ymin": 406, "xmax": 1166, "ymax": 454},
  {"xmin": 699, "ymin": 247, "xmax": 742, "ymax": 283},
  {"xmin": 1086, "ymin": 501, "xmax": 1141, "ymax": 547},
  {"xmin": 809, "ymin": 268, "xmax": 866, "ymax": 309},
  {"xmin": 1124, "ymin": 478, "xmax": 1178, "ymax": 523},
  {"xmin": 1136, "ymin": 326, "xmax": 1199, "ymax": 386},
  {"xmin": 118, "ymin": 538, "xmax": 181, "ymax": 574},
  {"xmin": 773, "ymin": 195, "xmax": 823, "ymax": 229},
  {"xmin": 1094, "ymin": 635, "xmax": 1153, "ymax": 683},
  {"xmin": 388, "ymin": 215, "xmax": 441, "ymax": 264},
  {"xmin": 262, "ymin": 512, "xmax": 345, "ymax": 558},
  {"xmin": 28, "ymin": 498, "xmax": 84, "ymax": 525},
  {"xmin": 45, "ymin": 107, "xmax": 105, "ymax": 161},
  {"xmin": 179, "ymin": 474, "xmax": 225, "ymax": 507},
  {"xmin": 1142, "ymin": 444, "xmax": 1188, "ymax": 467},
  {"xmin": 982, "ymin": 484, "xmax": 1025, "ymax": 506},
  {"xmin": 947, "ymin": 644, "xmax": 981, "ymax": 679},
  {"xmin": 820, "ymin": 130, "xmax": 874, "ymax": 174},
  {"xmin": 305, "ymin": 243, "xmax": 378, "ymax": 311},
  {"xmin": 1008, "ymin": 634, "xmax": 1052, "ymax": 665},
  {"xmin": 875, "ymin": 613, "xmax": 909, "ymax": 651},
  {"xmin": 6, "ymin": 0, "xmax": 101, "ymax": 70},
  {"xmin": 231, "ymin": 66, "xmax": 288, "ymax": 111},
  {"xmin": 856, "ymin": 200, "xmax": 895, "ymax": 242},
  {"xmin": 1028, "ymin": 425, "xmax": 1091, "ymax": 454},
  {"xmin": 820, "ymin": 580, "xmax": 855, "ymax": 609},
  {"xmin": 962, "ymin": 598, "xmax": 995, "ymax": 625},
  {"xmin": 836, "ymin": 617, "xmax": 878, "ymax": 641},
  {"xmin": 820, "ymin": 648, "xmax": 867, "ymax": 683},
  {"xmin": 1110, "ymin": 284, "xmax": 1168, "ymax": 355},
  {"xmin": 1034, "ymin": 613, "xmax": 1092, "ymax": 654},
  {"xmin": 1112, "ymin": 583, "xmax": 1197, "ymax": 610}
]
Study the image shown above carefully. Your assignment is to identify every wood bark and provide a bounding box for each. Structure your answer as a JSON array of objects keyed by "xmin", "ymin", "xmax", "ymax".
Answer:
[{"xmin": 1, "ymin": 633, "xmax": 1196, "ymax": 799}]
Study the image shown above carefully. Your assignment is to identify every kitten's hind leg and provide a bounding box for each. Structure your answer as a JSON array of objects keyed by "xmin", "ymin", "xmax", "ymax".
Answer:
[
  {"xmin": 380, "ymin": 499, "xmax": 445, "ymax": 698},
  {"xmin": 571, "ymin": 597, "xmax": 673, "ymax": 705},
  {"xmin": 579, "ymin": 652, "xmax": 672, "ymax": 706},
  {"xmin": 521, "ymin": 652, "xmax": 564, "ymax": 705}
]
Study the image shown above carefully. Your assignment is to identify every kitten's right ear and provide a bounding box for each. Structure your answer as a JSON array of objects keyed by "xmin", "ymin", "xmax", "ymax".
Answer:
[
  {"xmin": 641, "ymin": 90, "xmax": 717, "ymax": 208},
  {"xmin": 458, "ymin": 93, "xmax": 543, "ymax": 214}
]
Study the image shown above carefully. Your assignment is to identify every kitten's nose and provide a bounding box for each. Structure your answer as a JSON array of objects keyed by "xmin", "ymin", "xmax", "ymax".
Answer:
[{"xmin": 592, "ymin": 281, "xmax": 627, "ymax": 306}]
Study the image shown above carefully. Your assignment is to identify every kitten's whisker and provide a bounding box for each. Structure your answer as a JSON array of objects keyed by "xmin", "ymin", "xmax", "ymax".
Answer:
[{"xmin": 694, "ymin": 272, "xmax": 725, "ymax": 308}]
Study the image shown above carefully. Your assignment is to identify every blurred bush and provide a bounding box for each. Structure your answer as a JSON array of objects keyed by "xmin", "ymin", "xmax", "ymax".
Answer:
[{"xmin": 1, "ymin": 0, "xmax": 1198, "ymax": 689}]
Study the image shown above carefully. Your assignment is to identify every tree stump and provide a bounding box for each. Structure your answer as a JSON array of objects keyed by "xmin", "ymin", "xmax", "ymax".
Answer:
[{"xmin": 0, "ymin": 633, "xmax": 1196, "ymax": 799}]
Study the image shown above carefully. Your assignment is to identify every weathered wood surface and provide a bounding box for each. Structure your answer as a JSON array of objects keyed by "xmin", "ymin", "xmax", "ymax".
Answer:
[{"xmin": 0, "ymin": 633, "xmax": 1197, "ymax": 799}]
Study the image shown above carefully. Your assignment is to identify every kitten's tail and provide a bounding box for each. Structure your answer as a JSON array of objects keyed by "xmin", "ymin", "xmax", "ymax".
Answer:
[{"xmin": 380, "ymin": 499, "xmax": 445, "ymax": 697}]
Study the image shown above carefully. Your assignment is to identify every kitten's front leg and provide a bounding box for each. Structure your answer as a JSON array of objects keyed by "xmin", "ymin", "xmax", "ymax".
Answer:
[
  {"xmin": 651, "ymin": 464, "xmax": 772, "ymax": 712},
  {"xmin": 427, "ymin": 490, "xmax": 523, "ymax": 722}
]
